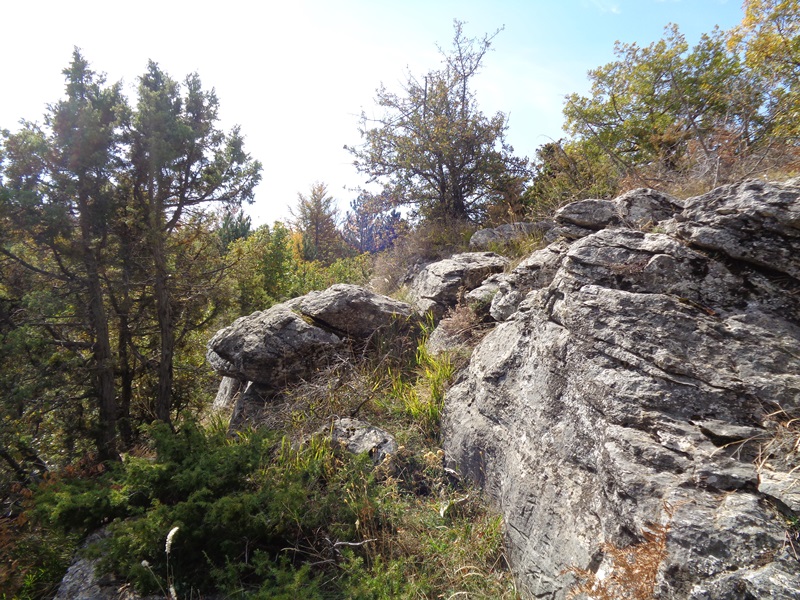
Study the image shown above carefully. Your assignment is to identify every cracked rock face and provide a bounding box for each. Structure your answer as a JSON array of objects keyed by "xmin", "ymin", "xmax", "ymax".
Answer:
[
  {"xmin": 443, "ymin": 181, "xmax": 800, "ymax": 599},
  {"xmin": 207, "ymin": 285, "xmax": 415, "ymax": 389},
  {"xmin": 410, "ymin": 252, "xmax": 509, "ymax": 320}
]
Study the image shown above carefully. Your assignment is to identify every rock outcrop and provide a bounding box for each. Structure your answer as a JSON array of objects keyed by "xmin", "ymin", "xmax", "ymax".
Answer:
[
  {"xmin": 482, "ymin": 188, "xmax": 685, "ymax": 322},
  {"xmin": 409, "ymin": 252, "xmax": 508, "ymax": 319},
  {"xmin": 546, "ymin": 187, "xmax": 683, "ymax": 241},
  {"xmin": 469, "ymin": 221, "xmax": 553, "ymax": 249},
  {"xmin": 207, "ymin": 284, "xmax": 416, "ymax": 427},
  {"xmin": 443, "ymin": 181, "xmax": 800, "ymax": 598},
  {"xmin": 207, "ymin": 303, "xmax": 344, "ymax": 388}
]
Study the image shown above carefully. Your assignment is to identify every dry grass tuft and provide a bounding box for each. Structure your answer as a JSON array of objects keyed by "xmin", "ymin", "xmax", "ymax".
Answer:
[
  {"xmin": 566, "ymin": 503, "xmax": 674, "ymax": 600},
  {"xmin": 756, "ymin": 406, "xmax": 800, "ymax": 475}
]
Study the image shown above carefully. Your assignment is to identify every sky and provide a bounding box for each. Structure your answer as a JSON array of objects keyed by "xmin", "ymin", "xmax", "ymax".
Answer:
[{"xmin": 1, "ymin": 0, "xmax": 745, "ymax": 225}]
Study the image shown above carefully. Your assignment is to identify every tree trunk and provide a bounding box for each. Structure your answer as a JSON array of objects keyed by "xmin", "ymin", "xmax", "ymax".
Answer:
[
  {"xmin": 78, "ymin": 195, "xmax": 119, "ymax": 461},
  {"xmin": 150, "ymin": 202, "xmax": 174, "ymax": 425},
  {"xmin": 117, "ymin": 312, "xmax": 134, "ymax": 447}
]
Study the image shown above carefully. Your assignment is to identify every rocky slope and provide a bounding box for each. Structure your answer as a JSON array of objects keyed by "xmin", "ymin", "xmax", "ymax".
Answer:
[
  {"xmin": 200, "ymin": 180, "xmax": 800, "ymax": 599},
  {"xmin": 443, "ymin": 180, "xmax": 800, "ymax": 598}
]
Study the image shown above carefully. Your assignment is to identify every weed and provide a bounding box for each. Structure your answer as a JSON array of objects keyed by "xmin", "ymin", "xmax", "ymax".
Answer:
[
  {"xmin": 485, "ymin": 229, "xmax": 546, "ymax": 260},
  {"xmin": 756, "ymin": 406, "xmax": 800, "ymax": 475}
]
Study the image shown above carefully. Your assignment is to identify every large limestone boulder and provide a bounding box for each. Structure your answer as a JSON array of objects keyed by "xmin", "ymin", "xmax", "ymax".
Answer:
[
  {"xmin": 207, "ymin": 285, "xmax": 417, "ymax": 430},
  {"xmin": 297, "ymin": 283, "xmax": 415, "ymax": 338},
  {"xmin": 668, "ymin": 179, "xmax": 800, "ymax": 278},
  {"xmin": 409, "ymin": 252, "xmax": 508, "ymax": 319},
  {"xmin": 207, "ymin": 285, "xmax": 415, "ymax": 390},
  {"xmin": 443, "ymin": 181, "xmax": 800, "ymax": 598},
  {"xmin": 207, "ymin": 303, "xmax": 343, "ymax": 387}
]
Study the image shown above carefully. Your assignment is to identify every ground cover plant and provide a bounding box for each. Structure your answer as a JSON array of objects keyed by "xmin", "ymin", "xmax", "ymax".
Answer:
[{"xmin": 6, "ymin": 326, "xmax": 518, "ymax": 599}]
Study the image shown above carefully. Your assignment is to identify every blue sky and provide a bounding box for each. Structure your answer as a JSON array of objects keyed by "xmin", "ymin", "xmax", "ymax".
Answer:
[{"xmin": 1, "ymin": 0, "xmax": 744, "ymax": 224}]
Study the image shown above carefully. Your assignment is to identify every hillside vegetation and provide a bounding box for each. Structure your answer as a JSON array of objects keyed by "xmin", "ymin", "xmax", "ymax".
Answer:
[{"xmin": 1, "ymin": 1, "xmax": 798, "ymax": 598}]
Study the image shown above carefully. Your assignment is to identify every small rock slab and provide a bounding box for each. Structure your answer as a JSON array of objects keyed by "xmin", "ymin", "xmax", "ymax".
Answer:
[{"xmin": 327, "ymin": 417, "xmax": 397, "ymax": 464}]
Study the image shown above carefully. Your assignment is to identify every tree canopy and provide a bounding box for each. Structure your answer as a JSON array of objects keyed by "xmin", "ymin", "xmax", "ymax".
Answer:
[
  {"xmin": 347, "ymin": 20, "xmax": 528, "ymax": 223},
  {"xmin": 522, "ymin": 3, "xmax": 800, "ymax": 213},
  {"xmin": 290, "ymin": 182, "xmax": 348, "ymax": 265},
  {"xmin": 0, "ymin": 50, "xmax": 261, "ymax": 461}
]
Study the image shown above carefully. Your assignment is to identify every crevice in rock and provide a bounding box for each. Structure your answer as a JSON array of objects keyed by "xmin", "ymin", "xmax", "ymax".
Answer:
[{"xmin": 698, "ymin": 425, "xmax": 753, "ymax": 449}]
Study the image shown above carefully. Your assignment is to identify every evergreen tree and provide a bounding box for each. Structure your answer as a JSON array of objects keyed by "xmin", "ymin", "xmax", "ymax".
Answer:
[
  {"xmin": 0, "ymin": 50, "xmax": 126, "ymax": 460},
  {"xmin": 127, "ymin": 61, "xmax": 261, "ymax": 423},
  {"xmin": 342, "ymin": 190, "xmax": 406, "ymax": 253},
  {"xmin": 290, "ymin": 182, "xmax": 346, "ymax": 265},
  {"xmin": 0, "ymin": 52, "xmax": 262, "ymax": 460}
]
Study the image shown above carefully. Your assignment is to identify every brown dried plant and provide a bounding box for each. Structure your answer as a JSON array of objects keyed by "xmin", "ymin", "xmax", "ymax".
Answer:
[{"xmin": 566, "ymin": 503, "xmax": 674, "ymax": 600}]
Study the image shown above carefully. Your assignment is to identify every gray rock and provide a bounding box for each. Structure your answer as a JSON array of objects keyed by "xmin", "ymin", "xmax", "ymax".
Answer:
[
  {"xmin": 211, "ymin": 376, "xmax": 245, "ymax": 415},
  {"xmin": 55, "ymin": 532, "xmax": 146, "ymax": 600},
  {"xmin": 554, "ymin": 197, "xmax": 620, "ymax": 229},
  {"xmin": 614, "ymin": 187, "xmax": 684, "ymax": 226},
  {"xmin": 759, "ymin": 468, "xmax": 800, "ymax": 513},
  {"xmin": 207, "ymin": 303, "xmax": 343, "ymax": 386},
  {"xmin": 469, "ymin": 221, "xmax": 553, "ymax": 249},
  {"xmin": 298, "ymin": 283, "xmax": 415, "ymax": 338},
  {"xmin": 409, "ymin": 252, "xmax": 508, "ymax": 320},
  {"xmin": 228, "ymin": 381, "xmax": 274, "ymax": 430},
  {"xmin": 443, "ymin": 181, "xmax": 800, "ymax": 598},
  {"xmin": 326, "ymin": 417, "xmax": 397, "ymax": 464},
  {"xmin": 464, "ymin": 275, "xmax": 501, "ymax": 318},
  {"xmin": 488, "ymin": 239, "xmax": 569, "ymax": 321},
  {"xmin": 207, "ymin": 285, "xmax": 416, "ymax": 389},
  {"xmin": 546, "ymin": 188, "xmax": 683, "ymax": 242},
  {"xmin": 668, "ymin": 179, "xmax": 800, "ymax": 279},
  {"xmin": 425, "ymin": 314, "xmax": 481, "ymax": 357}
]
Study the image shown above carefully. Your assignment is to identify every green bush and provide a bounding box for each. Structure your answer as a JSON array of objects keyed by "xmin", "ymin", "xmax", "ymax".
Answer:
[{"xmin": 23, "ymin": 326, "xmax": 517, "ymax": 600}]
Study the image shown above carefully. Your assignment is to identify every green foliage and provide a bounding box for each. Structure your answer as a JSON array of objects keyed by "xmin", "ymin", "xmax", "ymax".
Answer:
[
  {"xmin": 217, "ymin": 208, "xmax": 252, "ymax": 250},
  {"xmin": 0, "ymin": 50, "xmax": 262, "ymax": 460},
  {"xmin": 225, "ymin": 220, "xmax": 373, "ymax": 317},
  {"xmin": 733, "ymin": 0, "xmax": 800, "ymax": 141},
  {"xmin": 387, "ymin": 334, "xmax": 455, "ymax": 441},
  {"xmin": 563, "ymin": 24, "xmax": 757, "ymax": 187},
  {"xmin": 553, "ymin": 9, "xmax": 800, "ymax": 203},
  {"xmin": 18, "ymin": 319, "xmax": 516, "ymax": 599},
  {"xmin": 523, "ymin": 139, "xmax": 620, "ymax": 216},
  {"xmin": 0, "ymin": 510, "xmax": 79, "ymax": 600},
  {"xmin": 226, "ymin": 222, "xmax": 297, "ymax": 313}
]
